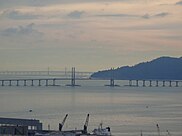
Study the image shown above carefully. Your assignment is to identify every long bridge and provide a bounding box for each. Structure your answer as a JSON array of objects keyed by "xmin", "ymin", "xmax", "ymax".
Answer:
[
  {"xmin": 0, "ymin": 68, "xmax": 181, "ymax": 87},
  {"xmin": 0, "ymin": 69, "xmax": 92, "ymax": 78}
]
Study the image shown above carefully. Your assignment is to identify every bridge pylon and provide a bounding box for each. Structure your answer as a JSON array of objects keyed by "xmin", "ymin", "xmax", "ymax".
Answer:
[
  {"xmin": 105, "ymin": 68, "xmax": 120, "ymax": 87},
  {"xmin": 66, "ymin": 67, "xmax": 80, "ymax": 87}
]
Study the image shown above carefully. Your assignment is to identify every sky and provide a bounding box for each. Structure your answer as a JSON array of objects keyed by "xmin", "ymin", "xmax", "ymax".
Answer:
[{"xmin": 0, "ymin": 0, "xmax": 182, "ymax": 72}]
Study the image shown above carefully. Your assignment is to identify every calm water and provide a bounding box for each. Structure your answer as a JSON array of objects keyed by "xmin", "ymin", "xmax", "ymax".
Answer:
[{"xmin": 0, "ymin": 80, "xmax": 182, "ymax": 136}]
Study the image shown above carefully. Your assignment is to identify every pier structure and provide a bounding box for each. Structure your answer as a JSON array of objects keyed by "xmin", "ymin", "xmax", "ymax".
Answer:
[
  {"xmin": 127, "ymin": 79, "xmax": 181, "ymax": 87},
  {"xmin": 0, "ymin": 78, "xmax": 181, "ymax": 87},
  {"xmin": 163, "ymin": 81, "xmax": 165, "ymax": 87},
  {"xmin": 136, "ymin": 80, "xmax": 139, "ymax": 87},
  {"xmin": 66, "ymin": 67, "xmax": 81, "ymax": 87},
  {"xmin": 143, "ymin": 80, "xmax": 146, "ymax": 87},
  {"xmin": 0, "ymin": 78, "xmax": 63, "ymax": 87},
  {"xmin": 156, "ymin": 80, "xmax": 159, "ymax": 87},
  {"xmin": 105, "ymin": 68, "xmax": 120, "ymax": 87},
  {"xmin": 71, "ymin": 67, "xmax": 76, "ymax": 86},
  {"xmin": 149, "ymin": 80, "xmax": 152, "ymax": 87},
  {"xmin": 110, "ymin": 78, "xmax": 115, "ymax": 87},
  {"xmin": 129, "ymin": 80, "xmax": 132, "ymax": 87}
]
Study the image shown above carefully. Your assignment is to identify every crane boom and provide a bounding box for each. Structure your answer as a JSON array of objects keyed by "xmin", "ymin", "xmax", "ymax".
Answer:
[
  {"xmin": 166, "ymin": 130, "xmax": 171, "ymax": 136},
  {"xmin": 59, "ymin": 114, "xmax": 68, "ymax": 131},
  {"xmin": 156, "ymin": 124, "xmax": 160, "ymax": 136},
  {"xmin": 83, "ymin": 114, "xmax": 89, "ymax": 134}
]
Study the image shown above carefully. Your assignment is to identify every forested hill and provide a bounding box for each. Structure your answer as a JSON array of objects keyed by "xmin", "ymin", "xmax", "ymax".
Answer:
[{"xmin": 91, "ymin": 57, "xmax": 182, "ymax": 80}]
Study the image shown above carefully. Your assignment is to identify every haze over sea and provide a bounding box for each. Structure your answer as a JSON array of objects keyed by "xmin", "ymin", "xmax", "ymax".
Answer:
[
  {"xmin": 1, "ymin": 0, "xmax": 182, "ymax": 135},
  {"xmin": 0, "ymin": 78, "xmax": 182, "ymax": 136}
]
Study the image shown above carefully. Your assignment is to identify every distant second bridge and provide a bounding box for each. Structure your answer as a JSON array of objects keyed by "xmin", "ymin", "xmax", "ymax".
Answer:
[{"xmin": 0, "ymin": 70, "xmax": 93, "ymax": 78}]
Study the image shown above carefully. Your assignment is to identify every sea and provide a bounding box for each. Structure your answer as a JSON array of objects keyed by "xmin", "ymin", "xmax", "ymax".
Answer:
[{"xmin": 0, "ymin": 75, "xmax": 182, "ymax": 136}]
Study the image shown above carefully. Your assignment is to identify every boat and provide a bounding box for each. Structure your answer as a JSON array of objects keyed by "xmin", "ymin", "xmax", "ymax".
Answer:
[{"xmin": 92, "ymin": 122, "xmax": 111, "ymax": 136}]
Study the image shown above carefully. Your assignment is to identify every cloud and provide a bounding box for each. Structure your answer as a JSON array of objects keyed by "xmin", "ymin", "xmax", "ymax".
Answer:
[
  {"xmin": 0, "ymin": 0, "xmax": 136, "ymax": 8},
  {"xmin": 154, "ymin": 12, "xmax": 169, "ymax": 17},
  {"xmin": 126, "ymin": 23, "xmax": 182, "ymax": 31},
  {"xmin": 96, "ymin": 12, "xmax": 169, "ymax": 19},
  {"xmin": 141, "ymin": 14, "xmax": 150, "ymax": 19},
  {"xmin": 96, "ymin": 14, "xmax": 138, "ymax": 18},
  {"xmin": 142, "ymin": 12, "xmax": 169, "ymax": 19},
  {"xmin": 1, "ymin": 10, "xmax": 39, "ymax": 20},
  {"xmin": 176, "ymin": 1, "xmax": 182, "ymax": 5},
  {"xmin": 0, "ymin": 23, "xmax": 43, "ymax": 37},
  {"xmin": 67, "ymin": 11, "xmax": 85, "ymax": 19}
]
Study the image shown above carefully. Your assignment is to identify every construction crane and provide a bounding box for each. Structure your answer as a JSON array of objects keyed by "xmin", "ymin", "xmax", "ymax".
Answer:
[
  {"xmin": 140, "ymin": 130, "xmax": 143, "ymax": 136},
  {"xmin": 59, "ymin": 114, "xmax": 68, "ymax": 131},
  {"xmin": 166, "ymin": 130, "xmax": 171, "ymax": 136},
  {"xmin": 156, "ymin": 124, "xmax": 160, "ymax": 136},
  {"xmin": 83, "ymin": 114, "xmax": 89, "ymax": 134}
]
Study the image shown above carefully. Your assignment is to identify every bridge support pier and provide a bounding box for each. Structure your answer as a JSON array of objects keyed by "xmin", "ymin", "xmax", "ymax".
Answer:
[
  {"xmin": 46, "ymin": 80, "xmax": 48, "ymax": 86},
  {"xmin": 31, "ymin": 80, "xmax": 34, "ymax": 86},
  {"xmin": 66, "ymin": 67, "xmax": 80, "ymax": 87},
  {"xmin": 2, "ymin": 80, "xmax": 4, "ymax": 86},
  {"xmin": 71, "ymin": 67, "xmax": 76, "ymax": 86},
  {"xmin": 143, "ymin": 80, "xmax": 146, "ymax": 87},
  {"xmin": 17, "ymin": 80, "xmax": 19, "ymax": 86},
  {"xmin": 156, "ymin": 80, "xmax": 159, "ymax": 87},
  {"xmin": 176, "ymin": 81, "xmax": 179, "ymax": 87},
  {"xmin": 110, "ymin": 79, "xmax": 115, "ymax": 87},
  {"xmin": 169, "ymin": 81, "xmax": 172, "ymax": 87},
  {"xmin": 39, "ymin": 80, "xmax": 41, "ymax": 86},
  {"xmin": 129, "ymin": 80, "xmax": 132, "ymax": 86},
  {"xmin": 24, "ymin": 80, "xmax": 26, "ymax": 86},
  {"xmin": 105, "ymin": 79, "xmax": 119, "ymax": 87},
  {"xmin": 105, "ymin": 68, "xmax": 119, "ymax": 87},
  {"xmin": 149, "ymin": 80, "xmax": 152, "ymax": 87},
  {"xmin": 136, "ymin": 80, "xmax": 139, "ymax": 87},
  {"xmin": 9, "ymin": 80, "xmax": 12, "ymax": 86},
  {"xmin": 53, "ymin": 79, "xmax": 56, "ymax": 86},
  {"xmin": 163, "ymin": 81, "xmax": 165, "ymax": 87}
]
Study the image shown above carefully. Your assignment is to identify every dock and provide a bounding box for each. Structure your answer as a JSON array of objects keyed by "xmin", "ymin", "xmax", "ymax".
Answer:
[{"xmin": 0, "ymin": 114, "xmax": 111, "ymax": 136}]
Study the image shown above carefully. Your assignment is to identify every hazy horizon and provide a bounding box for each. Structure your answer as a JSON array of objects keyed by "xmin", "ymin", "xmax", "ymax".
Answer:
[{"xmin": 0, "ymin": 0, "xmax": 182, "ymax": 71}]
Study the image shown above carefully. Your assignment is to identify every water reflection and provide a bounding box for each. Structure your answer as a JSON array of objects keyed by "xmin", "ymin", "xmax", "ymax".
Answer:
[{"xmin": 0, "ymin": 83, "xmax": 182, "ymax": 136}]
